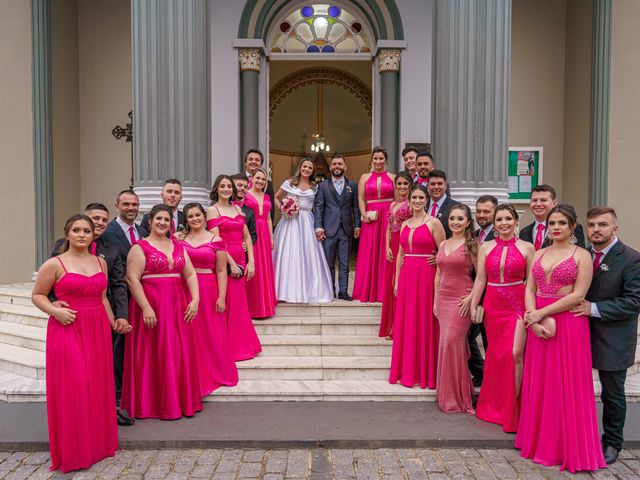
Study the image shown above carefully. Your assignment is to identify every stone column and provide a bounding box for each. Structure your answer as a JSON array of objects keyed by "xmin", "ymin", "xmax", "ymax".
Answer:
[
  {"xmin": 31, "ymin": 0, "xmax": 53, "ymax": 266},
  {"xmin": 433, "ymin": 0, "xmax": 511, "ymax": 204},
  {"xmin": 589, "ymin": 0, "xmax": 612, "ymax": 207},
  {"xmin": 239, "ymin": 48, "xmax": 261, "ymax": 167},
  {"xmin": 377, "ymin": 48, "xmax": 401, "ymax": 163},
  {"xmin": 131, "ymin": 0, "xmax": 211, "ymax": 209}
]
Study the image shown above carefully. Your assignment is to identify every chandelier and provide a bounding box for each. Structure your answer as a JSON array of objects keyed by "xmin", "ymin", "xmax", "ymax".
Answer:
[
  {"xmin": 310, "ymin": 133, "xmax": 330, "ymax": 152},
  {"xmin": 310, "ymin": 84, "xmax": 331, "ymax": 153}
]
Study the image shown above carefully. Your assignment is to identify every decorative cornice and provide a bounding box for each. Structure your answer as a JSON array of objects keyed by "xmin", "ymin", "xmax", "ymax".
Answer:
[
  {"xmin": 269, "ymin": 67, "xmax": 372, "ymax": 117},
  {"xmin": 377, "ymin": 48, "xmax": 401, "ymax": 73},
  {"xmin": 238, "ymin": 48, "xmax": 262, "ymax": 72}
]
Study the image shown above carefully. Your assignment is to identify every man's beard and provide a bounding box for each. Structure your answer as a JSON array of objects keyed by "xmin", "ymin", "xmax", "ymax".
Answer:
[{"xmin": 332, "ymin": 169, "xmax": 344, "ymax": 178}]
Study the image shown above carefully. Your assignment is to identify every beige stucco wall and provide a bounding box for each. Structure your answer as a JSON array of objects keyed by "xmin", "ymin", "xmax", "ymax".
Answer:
[
  {"xmin": 51, "ymin": 0, "xmax": 81, "ymax": 237},
  {"xmin": 608, "ymin": 0, "xmax": 640, "ymax": 248},
  {"xmin": 78, "ymin": 0, "xmax": 132, "ymax": 212},
  {"xmin": 0, "ymin": 1, "xmax": 35, "ymax": 282}
]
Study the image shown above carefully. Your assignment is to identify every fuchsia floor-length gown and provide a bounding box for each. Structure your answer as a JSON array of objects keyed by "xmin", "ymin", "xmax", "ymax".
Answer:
[
  {"xmin": 46, "ymin": 257, "xmax": 117, "ymax": 473},
  {"xmin": 389, "ymin": 221, "xmax": 439, "ymax": 389},
  {"xmin": 208, "ymin": 208, "xmax": 262, "ymax": 361},
  {"xmin": 435, "ymin": 244, "xmax": 475, "ymax": 414},
  {"xmin": 353, "ymin": 171, "xmax": 394, "ymax": 302},
  {"xmin": 183, "ymin": 239, "xmax": 239, "ymax": 396},
  {"xmin": 379, "ymin": 200, "xmax": 410, "ymax": 337},
  {"xmin": 244, "ymin": 192, "xmax": 277, "ymax": 318},
  {"xmin": 476, "ymin": 237, "xmax": 525, "ymax": 432},
  {"xmin": 515, "ymin": 251, "xmax": 606, "ymax": 473},
  {"xmin": 121, "ymin": 239, "xmax": 202, "ymax": 419}
]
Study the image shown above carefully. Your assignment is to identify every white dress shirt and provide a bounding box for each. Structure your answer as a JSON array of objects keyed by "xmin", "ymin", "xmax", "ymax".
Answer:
[
  {"xmin": 332, "ymin": 176, "xmax": 345, "ymax": 195},
  {"xmin": 428, "ymin": 194, "xmax": 447, "ymax": 216},
  {"xmin": 116, "ymin": 216, "xmax": 140, "ymax": 245}
]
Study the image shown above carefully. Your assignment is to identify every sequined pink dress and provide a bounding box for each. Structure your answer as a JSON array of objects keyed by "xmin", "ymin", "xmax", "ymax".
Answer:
[
  {"xmin": 476, "ymin": 237, "xmax": 525, "ymax": 432},
  {"xmin": 46, "ymin": 257, "xmax": 117, "ymax": 473},
  {"xmin": 389, "ymin": 222, "xmax": 438, "ymax": 389},
  {"xmin": 183, "ymin": 239, "xmax": 238, "ymax": 396},
  {"xmin": 435, "ymin": 243, "xmax": 475, "ymax": 414},
  {"xmin": 244, "ymin": 192, "xmax": 277, "ymax": 318},
  {"xmin": 379, "ymin": 200, "xmax": 410, "ymax": 337},
  {"xmin": 515, "ymin": 251, "xmax": 605, "ymax": 473},
  {"xmin": 121, "ymin": 238, "xmax": 202, "ymax": 420},
  {"xmin": 207, "ymin": 209, "xmax": 262, "ymax": 361},
  {"xmin": 353, "ymin": 171, "xmax": 394, "ymax": 302}
]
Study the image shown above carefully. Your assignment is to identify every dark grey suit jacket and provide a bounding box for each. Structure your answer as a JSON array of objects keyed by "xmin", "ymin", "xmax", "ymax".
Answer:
[
  {"xmin": 432, "ymin": 196, "xmax": 462, "ymax": 238},
  {"xmin": 314, "ymin": 177, "xmax": 360, "ymax": 237},
  {"xmin": 587, "ymin": 240, "xmax": 640, "ymax": 371}
]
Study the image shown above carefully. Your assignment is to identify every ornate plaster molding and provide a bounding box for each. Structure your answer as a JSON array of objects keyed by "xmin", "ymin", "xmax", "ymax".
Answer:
[
  {"xmin": 377, "ymin": 48, "xmax": 402, "ymax": 73},
  {"xmin": 238, "ymin": 48, "xmax": 262, "ymax": 72}
]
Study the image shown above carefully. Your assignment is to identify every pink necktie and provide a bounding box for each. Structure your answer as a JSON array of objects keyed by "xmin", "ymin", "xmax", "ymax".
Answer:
[
  {"xmin": 128, "ymin": 226, "xmax": 136, "ymax": 245},
  {"xmin": 534, "ymin": 224, "xmax": 545, "ymax": 250},
  {"xmin": 593, "ymin": 251, "xmax": 604, "ymax": 273},
  {"xmin": 430, "ymin": 203, "xmax": 438, "ymax": 217},
  {"xmin": 170, "ymin": 217, "xmax": 176, "ymax": 235},
  {"xmin": 478, "ymin": 229, "xmax": 485, "ymax": 244}
]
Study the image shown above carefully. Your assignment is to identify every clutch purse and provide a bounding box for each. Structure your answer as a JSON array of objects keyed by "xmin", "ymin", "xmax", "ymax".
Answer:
[
  {"xmin": 364, "ymin": 210, "xmax": 378, "ymax": 221},
  {"xmin": 474, "ymin": 306, "xmax": 485, "ymax": 324}
]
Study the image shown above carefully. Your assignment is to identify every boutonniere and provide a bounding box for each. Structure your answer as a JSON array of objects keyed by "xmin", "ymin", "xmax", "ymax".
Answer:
[
  {"xmin": 346, "ymin": 186, "xmax": 352, "ymax": 194},
  {"xmin": 600, "ymin": 263, "xmax": 609, "ymax": 272},
  {"xmin": 437, "ymin": 212, "xmax": 442, "ymax": 219},
  {"xmin": 98, "ymin": 253, "xmax": 105, "ymax": 259}
]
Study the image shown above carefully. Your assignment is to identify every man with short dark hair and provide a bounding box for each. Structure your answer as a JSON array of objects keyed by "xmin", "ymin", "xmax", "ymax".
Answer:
[
  {"xmin": 401, "ymin": 147, "xmax": 419, "ymax": 182},
  {"xmin": 426, "ymin": 170, "xmax": 460, "ymax": 238},
  {"xmin": 104, "ymin": 190, "xmax": 144, "ymax": 267},
  {"xmin": 140, "ymin": 179, "xmax": 185, "ymax": 237},
  {"xmin": 520, "ymin": 184, "xmax": 585, "ymax": 249},
  {"xmin": 244, "ymin": 149, "xmax": 275, "ymax": 221},
  {"xmin": 571, "ymin": 206, "xmax": 640, "ymax": 465},
  {"xmin": 415, "ymin": 151, "xmax": 434, "ymax": 186},
  {"xmin": 231, "ymin": 173, "xmax": 258, "ymax": 247}
]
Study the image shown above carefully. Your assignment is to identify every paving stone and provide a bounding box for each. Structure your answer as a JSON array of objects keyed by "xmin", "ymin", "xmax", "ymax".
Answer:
[
  {"xmin": 243, "ymin": 450, "xmax": 265, "ymax": 463},
  {"xmin": 98, "ymin": 462, "xmax": 127, "ymax": 480},
  {"xmin": 197, "ymin": 449, "xmax": 223, "ymax": 465},
  {"xmin": 330, "ymin": 450, "xmax": 353, "ymax": 466},
  {"xmin": 0, "ymin": 461, "xmax": 19, "ymax": 473},
  {"xmin": 333, "ymin": 464, "xmax": 356, "ymax": 479},
  {"xmin": 265, "ymin": 456, "xmax": 287, "ymax": 473},
  {"xmin": 164, "ymin": 474, "xmax": 190, "ymax": 480},
  {"xmin": 417, "ymin": 450, "xmax": 445, "ymax": 473},
  {"xmin": 395, "ymin": 449, "xmax": 418, "ymax": 459},
  {"xmin": 488, "ymin": 462, "xmax": 518, "ymax": 479},
  {"xmin": 26, "ymin": 463, "xmax": 53, "ymax": 480},
  {"xmin": 239, "ymin": 462, "xmax": 262, "ymax": 478},
  {"xmin": 286, "ymin": 450, "xmax": 310, "ymax": 478},
  {"xmin": 211, "ymin": 473, "xmax": 236, "ymax": 480},
  {"xmin": 22, "ymin": 452, "xmax": 49, "ymax": 465},
  {"xmin": 263, "ymin": 475, "xmax": 285, "ymax": 480},
  {"xmin": 125, "ymin": 454, "xmax": 155, "ymax": 474},
  {"xmin": 118, "ymin": 475, "xmax": 144, "ymax": 480},
  {"xmin": 4, "ymin": 465, "xmax": 37, "ymax": 480},
  {"xmin": 144, "ymin": 463, "xmax": 171, "ymax": 479},
  {"xmin": 400, "ymin": 457, "xmax": 424, "ymax": 473},
  {"xmin": 382, "ymin": 475, "xmax": 404, "ymax": 480},
  {"xmin": 191, "ymin": 464, "xmax": 216, "ymax": 478},
  {"xmin": 353, "ymin": 449, "xmax": 376, "ymax": 459},
  {"xmin": 311, "ymin": 449, "xmax": 332, "ymax": 474},
  {"xmin": 155, "ymin": 451, "xmax": 179, "ymax": 465},
  {"xmin": 215, "ymin": 458, "xmax": 241, "ymax": 473}
]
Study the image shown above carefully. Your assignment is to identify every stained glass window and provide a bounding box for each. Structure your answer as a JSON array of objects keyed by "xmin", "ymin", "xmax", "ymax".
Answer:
[{"xmin": 271, "ymin": 4, "xmax": 372, "ymax": 54}]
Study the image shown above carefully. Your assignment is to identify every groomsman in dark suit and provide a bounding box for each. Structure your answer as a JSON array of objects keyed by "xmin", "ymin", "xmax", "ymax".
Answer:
[
  {"xmin": 245, "ymin": 149, "xmax": 275, "ymax": 222},
  {"xmin": 426, "ymin": 170, "xmax": 461, "ymax": 238},
  {"xmin": 314, "ymin": 155, "xmax": 361, "ymax": 300},
  {"xmin": 231, "ymin": 173, "xmax": 258, "ymax": 247},
  {"xmin": 467, "ymin": 195, "xmax": 498, "ymax": 387},
  {"xmin": 103, "ymin": 189, "xmax": 144, "ymax": 267},
  {"xmin": 140, "ymin": 179, "xmax": 186, "ymax": 237},
  {"xmin": 571, "ymin": 206, "xmax": 640, "ymax": 465},
  {"xmin": 51, "ymin": 202, "xmax": 134, "ymax": 425},
  {"xmin": 414, "ymin": 151, "xmax": 434, "ymax": 187},
  {"xmin": 401, "ymin": 147, "xmax": 419, "ymax": 183},
  {"xmin": 520, "ymin": 184, "xmax": 585, "ymax": 249}
]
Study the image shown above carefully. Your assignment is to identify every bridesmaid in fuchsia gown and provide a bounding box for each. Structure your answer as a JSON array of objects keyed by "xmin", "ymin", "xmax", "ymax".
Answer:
[
  {"xmin": 470, "ymin": 204, "xmax": 535, "ymax": 432},
  {"xmin": 389, "ymin": 185, "xmax": 445, "ymax": 389},
  {"xmin": 123, "ymin": 205, "xmax": 202, "ymax": 420},
  {"xmin": 353, "ymin": 146, "xmax": 395, "ymax": 303},
  {"xmin": 516, "ymin": 205, "xmax": 605, "ymax": 473},
  {"xmin": 32, "ymin": 214, "xmax": 121, "ymax": 473}
]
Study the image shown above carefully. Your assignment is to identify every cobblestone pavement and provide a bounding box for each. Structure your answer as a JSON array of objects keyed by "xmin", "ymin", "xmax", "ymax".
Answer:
[{"xmin": 1, "ymin": 447, "xmax": 640, "ymax": 480}]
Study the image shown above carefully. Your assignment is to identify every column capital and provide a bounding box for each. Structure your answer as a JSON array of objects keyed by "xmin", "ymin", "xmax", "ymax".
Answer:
[
  {"xmin": 377, "ymin": 48, "xmax": 402, "ymax": 73},
  {"xmin": 238, "ymin": 48, "xmax": 262, "ymax": 72}
]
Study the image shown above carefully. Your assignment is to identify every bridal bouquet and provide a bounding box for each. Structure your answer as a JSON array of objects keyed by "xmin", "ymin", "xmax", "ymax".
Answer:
[{"xmin": 280, "ymin": 195, "xmax": 300, "ymax": 218}]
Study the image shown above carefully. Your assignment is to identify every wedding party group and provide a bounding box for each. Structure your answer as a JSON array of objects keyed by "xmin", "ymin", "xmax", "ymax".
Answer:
[{"xmin": 30, "ymin": 146, "xmax": 640, "ymax": 475}]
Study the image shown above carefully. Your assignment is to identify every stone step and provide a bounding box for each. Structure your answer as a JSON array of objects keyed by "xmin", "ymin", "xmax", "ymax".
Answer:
[
  {"xmin": 0, "ymin": 302, "xmax": 47, "ymax": 327},
  {"xmin": 0, "ymin": 343, "xmax": 45, "ymax": 379},
  {"xmin": 258, "ymin": 335, "xmax": 391, "ymax": 357},
  {"xmin": 274, "ymin": 301, "xmax": 381, "ymax": 317},
  {"xmin": 252, "ymin": 316, "xmax": 381, "ymax": 336},
  {"xmin": 0, "ymin": 287, "xmax": 34, "ymax": 307},
  {"xmin": 0, "ymin": 320, "xmax": 46, "ymax": 351},
  {"xmin": 236, "ymin": 356, "xmax": 390, "ymax": 380}
]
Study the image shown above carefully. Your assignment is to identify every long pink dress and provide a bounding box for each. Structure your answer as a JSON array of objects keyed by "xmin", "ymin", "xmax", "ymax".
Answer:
[
  {"xmin": 389, "ymin": 222, "xmax": 438, "ymax": 389},
  {"xmin": 121, "ymin": 238, "xmax": 202, "ymax": 419},
  {"xmin": 476, "ymin": 237, "xmax": 525, "ymax": 432},
  {"xmin": 353, "ymin": 171, "xmax": 394, "ymax": 302},
  {"xmin": 379, "ymin": 200, "xmax": 410, "ymax": 337},
  {"xmin": 183, "ymin": 239, "xmax": 239, "ymax": 396},
  {"xmin": 46, "ymin": 257, "xmax": 117, "ymax": 473},
  {"xmin": 244, "ymin": 192, "xmax": 277, "ymax": 318},
  {"xmin": 207, "ymin": 209, "xmax": 262, "ymax": 361},
  {"xmin": 435, "ymin": 243, "xmax": 475, "ymax": 414},
  {"xmin": 515, "ymin": 252, "xmax": 606, "ymax": 473}
]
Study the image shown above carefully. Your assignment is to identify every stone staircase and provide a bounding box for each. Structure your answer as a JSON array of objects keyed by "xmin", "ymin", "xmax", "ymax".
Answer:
[{"xmin": 0, "ymin": 283, "xmax": 639, "ymax": 403}]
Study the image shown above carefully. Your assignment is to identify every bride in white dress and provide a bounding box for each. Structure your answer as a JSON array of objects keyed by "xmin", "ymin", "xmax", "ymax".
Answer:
[{"xmin": 273, "ymin": 158, "xmax": 334, "ymax": 303}]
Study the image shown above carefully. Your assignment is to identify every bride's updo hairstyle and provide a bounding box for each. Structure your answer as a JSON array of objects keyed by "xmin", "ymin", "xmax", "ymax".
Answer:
[{"xmin": 291, "ymin": 157, "xmax": 317, "ymax": 188}]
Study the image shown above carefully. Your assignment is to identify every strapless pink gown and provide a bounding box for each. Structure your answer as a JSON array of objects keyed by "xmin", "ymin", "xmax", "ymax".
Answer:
[
  {"xmin": 244, "ymin": 192, "xmax": 277, "ymax": 318},
  {"xmin": 379, "ymin": 200, "xmax": 410, "ymax": 337},
  {"xmin": 46, "ymin": 258, "xmax": 117, "ymax": 473},
  {"xmin": 435, "ymin": 243, "xmax": 475, "ymax": 414},
  {"xmin": 183, "ymin": 239, "xmax": 238, "ymax": 395},
  {"xmin": 207, "ymin": 214, "xmax": 262, "ymax": 361},
  {"xmin": 389, "ymin": 222, "xmax": 438, "ymax": 389},
  {"xmin": 515, "ymin": 251, "xmax": 606, "ymax": 473},
  {"xmin": 353, "ymin": 171, "xmax": 394, "ymax": 302},
  {"xmin": 121, "ymin": 239, "xmax": 202, "ymax": 419},
  {"xmin": 476, "ymin": 237, "xmax": 525, "ymax": 432}
]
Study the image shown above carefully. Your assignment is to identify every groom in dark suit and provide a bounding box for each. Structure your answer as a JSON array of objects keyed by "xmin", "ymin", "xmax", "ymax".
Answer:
[
  {"xmin": 571, "ymin": 206, "xmax": 640, "ymax": 465},
  {"xmin": 314, "ymin": 155, "xmax": 361, "ymax": 300}
]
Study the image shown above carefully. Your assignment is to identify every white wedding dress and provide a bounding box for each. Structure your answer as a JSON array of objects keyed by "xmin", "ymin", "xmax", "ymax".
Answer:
[{"xmin": 272, "ymin": 180, "xmax": 334, "ymax": 303}]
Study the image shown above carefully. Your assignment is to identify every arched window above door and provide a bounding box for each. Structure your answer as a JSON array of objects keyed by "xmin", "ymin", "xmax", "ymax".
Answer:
[{"xmin": 270, "ymin": 4, "xmax": 372, "ymax": 54}]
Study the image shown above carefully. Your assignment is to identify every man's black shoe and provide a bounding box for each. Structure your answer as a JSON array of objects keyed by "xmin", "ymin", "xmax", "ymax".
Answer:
[
  {"xmin": 472, "ymin": 377, "xmax": 483, "ymax": 388},
  {"xmin": 117, "ymin": 408, "xmax": 135, "ymax": 426},
  {"xmin": 338, "ymin": 292, "xmax": 353, "ymax": 301},
  {"xmin": 603, "ymin": 445, "xmax": 619, "ymax": 465}
]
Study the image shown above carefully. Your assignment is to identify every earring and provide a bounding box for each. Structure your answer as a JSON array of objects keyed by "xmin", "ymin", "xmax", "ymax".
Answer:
[{"xmin": 570, "ymin": 233, "xmax": 577, "ymax": 245}]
